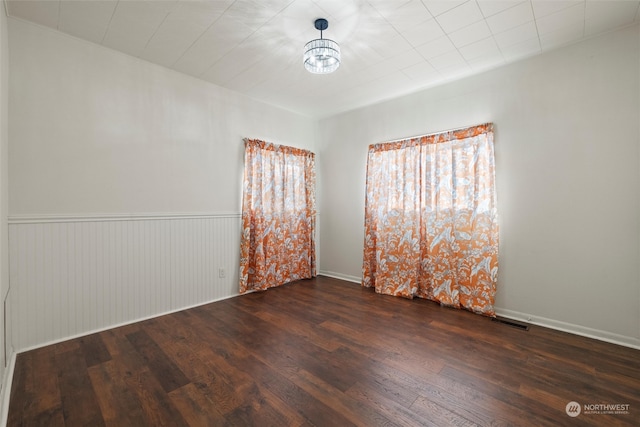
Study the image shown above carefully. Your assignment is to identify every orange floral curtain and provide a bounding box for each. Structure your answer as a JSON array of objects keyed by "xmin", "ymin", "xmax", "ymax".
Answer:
[
  {"xmin": 362, "ymin": 123, "xmax": 498, "ymax": 316},
  {"xmin": 239, "ymin": 139, "xmax": 316, "ymax": 293}
]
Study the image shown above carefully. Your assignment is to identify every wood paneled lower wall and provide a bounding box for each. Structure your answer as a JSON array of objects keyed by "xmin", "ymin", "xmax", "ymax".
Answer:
[
  {"xmin": 7, "ymin": 276, "xmax": 640, "ymax": 426},
  {"xmin": 8, "ymin": 214, "xmax": 242, "ymax": 351}
]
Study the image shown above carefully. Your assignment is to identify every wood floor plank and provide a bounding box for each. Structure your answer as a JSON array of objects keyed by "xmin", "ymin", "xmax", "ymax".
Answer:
[
  {"xmin": 250, "ymin": 383, "xmax": 309, "ymax": 426},
  {"xmin": 167, "ymin": 383, "xmax": 227, "ymax": 427},
  {"xmin": 292, "ymin": 367, "xmax": 398, "ymax": 427},
  {"xmin": 8, "ymin": 347, "xmax": 63, "ymax": 426},
  {"xmin": 345, "ymin": 381, "xmax": 436, "ymax": 427},
  {"xmin": 8, "ymin": 276, "xmax": 640, "ymax": 426},
  {"xmin": 87, "ymin": 361, "xmax": 146, "ymax": 427},
  {"xmin": 434, "ymin": 364, "xmax": 560, "ymax": 427},
  {"xmin": 55, "ymin": 350, "xmax": 106, "ymax": 427},
  {"xmin": 237, "ymin": 304, "xmax": 343, "ymax": 352},
  {"xmin": 121, "ymin": 368, "xmax": 190, "ymax": 427},
  {"xmin": 79, "ymin": 333, "xmax": 112, "ymax": 368},
  {"xmin": 238, "ymin": 353, "xmax": 358, "ymax": 427},
  {"xmin": 145, "ymin": 314, "xmax": 250, "ymax": 416},
  {"xmin": 125, "ymin": 329, "xmax": 190, "ymax": 393},
  {"xmin": 410, "ymin": 395, "xmax": 480, "ymax": 427}
]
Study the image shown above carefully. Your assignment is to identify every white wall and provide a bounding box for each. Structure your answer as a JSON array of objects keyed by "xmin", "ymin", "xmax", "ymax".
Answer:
[
  {"xmin": 8, "ymin": 18, "xmax": 315, "ymax": 216},
  {"xmin": 318, "ymin": 24, "xmax": 640, "ymax": 348},
  {"xmin": 0, "ymin": 0, "xmax": 8, "ymax": 396},
  {"xmin": 7, "ymin": 18, "xmax": 316, "ymax": 351}
]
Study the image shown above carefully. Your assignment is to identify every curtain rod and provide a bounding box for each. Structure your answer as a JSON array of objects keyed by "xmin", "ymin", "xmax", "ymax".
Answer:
[{"xmin": 377, "ymin": 123, "xmax": 492, "ymax": 145}]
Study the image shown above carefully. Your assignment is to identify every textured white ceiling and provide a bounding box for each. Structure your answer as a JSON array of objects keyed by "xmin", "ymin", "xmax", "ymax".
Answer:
[{"xmin": 6, "ymin": 0, "xmax": 640, "ymax": 118}]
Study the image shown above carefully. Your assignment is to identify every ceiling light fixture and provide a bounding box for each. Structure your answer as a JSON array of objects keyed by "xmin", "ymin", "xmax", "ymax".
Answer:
[{"xmin": 303, "ymin": 18, "xmax": 340, "ymax": 74}]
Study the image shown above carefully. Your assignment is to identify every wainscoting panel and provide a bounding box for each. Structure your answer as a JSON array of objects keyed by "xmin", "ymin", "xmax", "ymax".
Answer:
[{"xmin": 8, "ymin": 214, "xmax": 242, "ymax": 352}]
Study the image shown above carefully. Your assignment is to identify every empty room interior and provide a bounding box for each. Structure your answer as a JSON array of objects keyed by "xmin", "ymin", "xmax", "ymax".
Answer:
[{"xmin": 0, "ymin": 0, "xmax": 638, "ymax": 425}]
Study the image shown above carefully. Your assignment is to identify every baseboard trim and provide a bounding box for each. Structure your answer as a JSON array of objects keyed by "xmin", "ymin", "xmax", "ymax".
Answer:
[
  {"xmin": 318, "ymin": 271, "xmax": 361, "ymax": 284},
  {"xmin": 15, "ymin": 293, "xmax": 240, "ymax": 354},
  {"xmin": 0, "ymin": 350, "xmax": 16, "ymax": 427},
  {"xmin": 495, "ymin": 308, "xmax": 640, "ymax": 350}
]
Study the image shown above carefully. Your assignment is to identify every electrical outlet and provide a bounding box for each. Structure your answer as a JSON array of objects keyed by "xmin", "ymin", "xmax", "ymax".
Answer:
[{"xmin": 218, "ymin": 268, "xmax": 226, "ymax": 279}]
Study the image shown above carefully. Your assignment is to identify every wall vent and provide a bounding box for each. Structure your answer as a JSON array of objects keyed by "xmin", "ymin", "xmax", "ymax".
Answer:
[{"xmin": 492, "ymin": 317, "xmax": 529, "ymax": 331}]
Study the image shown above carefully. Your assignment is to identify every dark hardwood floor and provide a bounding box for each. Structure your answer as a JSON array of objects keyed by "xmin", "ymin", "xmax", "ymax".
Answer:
[{"xmin": 7, "ymin": 276, "xmax": 640, "ymax": 426}]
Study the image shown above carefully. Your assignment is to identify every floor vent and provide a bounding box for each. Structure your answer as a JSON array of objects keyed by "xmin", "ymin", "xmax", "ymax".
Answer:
[{"xmin": 492, "ymin": 317, "xmax": 529, "ymax": 331}]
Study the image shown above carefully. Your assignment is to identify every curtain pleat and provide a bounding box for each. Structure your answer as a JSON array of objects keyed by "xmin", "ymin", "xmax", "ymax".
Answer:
[
  {"xmin": 239, "ymin": 139, "xmax": 316, "ymax": 293},
  {"xmin": 362, "ymin": 123, "xmax": 498, "ymax": 316}
]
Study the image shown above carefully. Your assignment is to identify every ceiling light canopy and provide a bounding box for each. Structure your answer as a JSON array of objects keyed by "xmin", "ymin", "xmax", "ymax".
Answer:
[{"xmin": 303, "ymin": 18, "xmax": 340, "ymax": 74}]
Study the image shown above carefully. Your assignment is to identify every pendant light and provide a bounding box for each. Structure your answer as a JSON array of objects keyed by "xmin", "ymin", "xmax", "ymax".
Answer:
[{"xmin": 303, "ymin": 18, "xmax": 341, "ymax": 74}]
